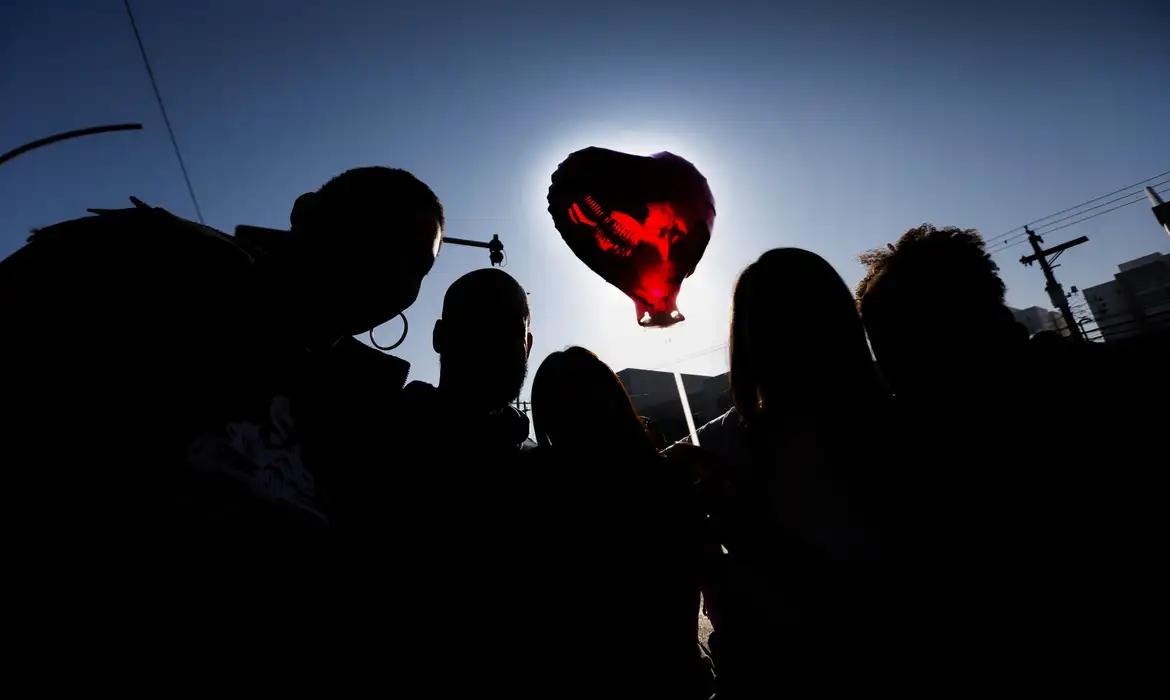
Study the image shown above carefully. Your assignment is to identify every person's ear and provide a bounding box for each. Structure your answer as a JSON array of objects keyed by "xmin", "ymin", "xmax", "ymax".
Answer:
[
  {"xmin": 525, "ymin": 331, "xmax": 533, "ymax": 357},
  {"xmin": 290, "ymin": 191, "xmax": 320, "ymax": 231},
  {"xmin": 433, "ymin": 319, "xmax": 447, "ymax": 355}
]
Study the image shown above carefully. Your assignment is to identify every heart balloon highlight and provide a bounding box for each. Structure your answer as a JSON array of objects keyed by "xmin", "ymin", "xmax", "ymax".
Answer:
[{"xmin": 547, "ymin": 147, "xmax": 715, "ymax": 327}]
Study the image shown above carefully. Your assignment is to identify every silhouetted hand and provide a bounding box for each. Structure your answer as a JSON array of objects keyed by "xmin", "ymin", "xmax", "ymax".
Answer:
[
  {"xmin": 664, "ymin": 443, "xmax": 742, "ymax": 544},
  {"xmin": 87, "ymin": 196, "xmax": 154, "ymax": 216},
  {"xmin": 665, "ymin": 442, "xmax": 723, "ymax": 488}
]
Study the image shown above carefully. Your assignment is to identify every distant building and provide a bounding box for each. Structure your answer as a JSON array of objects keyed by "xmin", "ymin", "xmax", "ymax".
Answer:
[
  {"xmin": 1009, "ymin": 305, "xmax": 1068, "ymax": 337},
  {"xmin": 616, "ymin": 367, "xmax": 730, "ymax": 444},
  {"xmin": 1082, "ymin": 253, "xmax": 1170, "ymax": 342}
]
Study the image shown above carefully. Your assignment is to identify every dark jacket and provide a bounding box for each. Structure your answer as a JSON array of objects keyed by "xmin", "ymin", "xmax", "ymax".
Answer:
[
  {"xmin": 342, "ymin": 380, "xmax": 543, "ymax": 691},
  {"xmin": 299, "ymin": 334, "xmax": 411, "ymax": 532},
  {"xmin": 520, "ymin": 446, "xmax": 715, "ymax": 699},
  {"xmin": 0, "ymin": 204, "xmax": 401, "ymax": 548},
  {"xmin": 398, "ymin": 380, "xmax": 533, "ymax": 454}
]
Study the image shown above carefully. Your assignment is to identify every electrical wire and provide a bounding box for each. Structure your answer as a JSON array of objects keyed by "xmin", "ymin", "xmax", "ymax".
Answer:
[
  {"xmin": 983, "ymin": 170, "xmax": 1170, "ymax": 246},
  {"xmin": 122, "ymin": 0, "xmax": 204, "ymax": 224},
  {"xmin": 1033, "ymin": 178, "xmax": 1167, "ymax": 232},
  {"xmin": 649, "ymin": 343, "xmax": 728, "ymax": 372},
  {"xmin": 986, "ymin": 185, "xmax": 1170, "ymax": 256},
  {"xmin": 988, "ymin": 183, "xmax": 1169, "ymax": 253}
]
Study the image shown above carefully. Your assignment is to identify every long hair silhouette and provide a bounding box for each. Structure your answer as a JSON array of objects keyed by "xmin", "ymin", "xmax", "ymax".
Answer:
[
  {"xmin": 532, "ymin": 346, "xmax": 656, "ymax": 461},
  {"xmin": 730, "ymin": 247, "xmax": 882, "ymax": 426}
]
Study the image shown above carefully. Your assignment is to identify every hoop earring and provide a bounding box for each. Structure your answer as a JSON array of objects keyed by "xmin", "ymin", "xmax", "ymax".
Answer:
[{"xmin": 370, "ymin": 312, "xmax": 408, "ymax": 351}]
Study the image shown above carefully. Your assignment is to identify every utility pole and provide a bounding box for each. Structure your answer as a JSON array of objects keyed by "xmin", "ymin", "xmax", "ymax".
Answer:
[
  {"xmin": 1146, "ymin": 187, "xmax": 1170, "ymax": 238},
  {"xmin": 1019, "ymin": 226, "xmax": 1089, "ymax": 342}
]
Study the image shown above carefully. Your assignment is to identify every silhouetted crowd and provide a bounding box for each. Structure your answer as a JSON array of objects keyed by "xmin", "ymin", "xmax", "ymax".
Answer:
[{"xmin": 1, "ymin": 166, "xmax": 1162, "ymax": 696}]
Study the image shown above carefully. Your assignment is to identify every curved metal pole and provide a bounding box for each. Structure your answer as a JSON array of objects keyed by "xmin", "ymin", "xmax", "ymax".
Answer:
[{"xmin": 0, "ymin": 123, "xmax": 144, "ymax": 169}]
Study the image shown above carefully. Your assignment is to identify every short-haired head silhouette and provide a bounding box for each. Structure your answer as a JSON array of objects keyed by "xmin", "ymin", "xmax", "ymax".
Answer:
[
  {"xmin": 730, "ymin": 247, "xmax": 881, "ymax": 425},
  {"xmin": 433, "ymin": 268, "xmax": 532, "ymax": 412},
  {"xmin": 290, "ymin": 166, "xmax": 444, "ymax": 342},
  {"xmin": 856, "ymin": 223, "xmax": 1021, "ymax": 396}
]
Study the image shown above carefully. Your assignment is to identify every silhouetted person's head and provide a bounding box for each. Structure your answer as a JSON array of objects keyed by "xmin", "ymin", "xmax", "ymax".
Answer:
[
  {"xmin": 730, "ymin": 248, "xmax": 882, "ymax": 426},
  {"xmin": 289, "ymin": 166, "xmax": 444, "ymax": 342},
  {"xmin": 856, "ymin": 224, "xmax": 1020, "ymax": 397},
  {"xmin": 434, "ymin": 268, "xmax": 532, "ymax": 412},
  {"xmin": 532, "ymin": 346, "xmax": 655, "ymax": 460}
]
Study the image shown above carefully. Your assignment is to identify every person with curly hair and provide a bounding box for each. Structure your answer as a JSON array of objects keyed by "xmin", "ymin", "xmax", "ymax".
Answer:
[
  {"xmin": 855, "ymin": 223, "xmax": 1026, "ymax": 400},
  {"xmin": 856, "ymin": 225, "xmax": 1069, "ymax": 693}
]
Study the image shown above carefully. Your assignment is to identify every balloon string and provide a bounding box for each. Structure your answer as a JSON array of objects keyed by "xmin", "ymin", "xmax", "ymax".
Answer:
[
  {"xmin": 674, "ymin": 370, "xmax": 700, "ymax": 447},
  {"xmin": 643, "ymin": 329, "xmax": 700, "ymax": 446}
]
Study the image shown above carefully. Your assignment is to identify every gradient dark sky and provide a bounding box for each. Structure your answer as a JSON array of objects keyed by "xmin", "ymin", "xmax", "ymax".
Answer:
[{"xmin": 3, "ymin": 0, "xmax": 1168, "ymax": 389}]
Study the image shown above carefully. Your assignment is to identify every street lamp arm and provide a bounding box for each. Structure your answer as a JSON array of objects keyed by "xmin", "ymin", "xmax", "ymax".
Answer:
[
  {"xmin": 443, "ymin": 237, "xmax": 491, "ymax": 249},
  {"xmin": 443, "ymin": 233, "xmax": 506, "ymax": 266}
]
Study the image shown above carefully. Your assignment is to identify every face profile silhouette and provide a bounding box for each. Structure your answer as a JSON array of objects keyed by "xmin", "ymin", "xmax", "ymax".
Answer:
[{"xmin": 290, "ymin": 167, "xmax": 445, "ymax": 342}]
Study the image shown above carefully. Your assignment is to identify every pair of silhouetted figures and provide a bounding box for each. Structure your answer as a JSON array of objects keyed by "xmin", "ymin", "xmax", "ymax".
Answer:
[{"xmin": 0, "ymin": 166, "xmax": 1163, "ymax": 697}]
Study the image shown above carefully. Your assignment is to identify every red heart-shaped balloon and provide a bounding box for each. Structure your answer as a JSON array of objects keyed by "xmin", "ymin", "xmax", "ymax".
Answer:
[{"xmin": 548, "ymin": 147, "xmax": 715, "ymax": 327}]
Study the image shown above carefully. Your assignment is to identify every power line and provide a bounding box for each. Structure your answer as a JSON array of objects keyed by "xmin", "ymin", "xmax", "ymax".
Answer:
[
  {"xmin": 989, "ymin": 186, "xmax": 1166, "ymax": 255},
  {"xmin": 1033, "ymin": 178, "xmax": 1168, "ymax": 233},
  {"xmin": 649, "ymin": 343, "xmax": 728, "ymax": 372},
  {"xmin": 1042, "ymin": 188, "xmax": 1168, "ymax": 236},
  {"xmin": 987, "ymin": 185, "xmax": 1170, "ymax": 256},
  {"xmin": 984, "ymin": 170, "xmax": 1170, "ymax": 246},
  {"xmin": 122, "ymin": 0, "xmax": 204, "ymax": 224},
  {"xmin": 988, "ymin": 184, "xmax": 1162, "ymax": 251}
]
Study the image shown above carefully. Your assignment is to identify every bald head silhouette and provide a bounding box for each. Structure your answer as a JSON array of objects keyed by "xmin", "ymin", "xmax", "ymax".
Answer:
[{"xmin": 434, "ymin": 268, "xmax": 532, "ymax": 411}]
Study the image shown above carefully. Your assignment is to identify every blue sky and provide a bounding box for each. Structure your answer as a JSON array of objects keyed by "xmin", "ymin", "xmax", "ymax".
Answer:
[{"xmin": 3, "ymin": 0, "xmax": 1168, "ymax": 395}]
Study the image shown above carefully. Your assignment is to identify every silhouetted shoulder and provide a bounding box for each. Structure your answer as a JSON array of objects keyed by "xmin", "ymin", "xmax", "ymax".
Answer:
[
  {"xmin": 0, "ymin": 206, "xmax": 256, "ymax": 338},
  {"xmin": 18, "ymin": 206, "xmax": 251, "ymax": 270}
]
